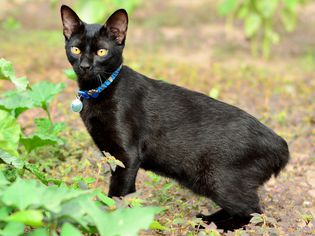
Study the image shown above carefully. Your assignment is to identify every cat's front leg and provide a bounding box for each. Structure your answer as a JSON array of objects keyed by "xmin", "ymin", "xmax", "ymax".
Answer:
[{"xmin": 108, "ymin": 165, "xmax": 140, "ymax": 197}]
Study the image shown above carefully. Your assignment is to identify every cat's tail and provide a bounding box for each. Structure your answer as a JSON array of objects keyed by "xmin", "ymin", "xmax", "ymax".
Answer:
[{"xmin": 273, "ymin": 137, "xmax": 290, "ymax": 177}]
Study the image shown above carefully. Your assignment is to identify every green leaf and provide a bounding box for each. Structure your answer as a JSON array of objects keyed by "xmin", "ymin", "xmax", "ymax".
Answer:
[
  {"xmin": 301, "ymin": 213, "xmax": 313, "ymax": 224},
  {"xmin": 283, "ymin": 0, "xmax": 299, "ymax": 11},
  {"xmin": 75, "ymin": 1, "xmax": 108, "ymax": 23},
  {"xmin": 250, "ymin": 214, "xmax": 264, "ymax": 224},
  {"xmin": 2, "ymin": 178, "xmax": 92, "ymax": 214},
  {"xmin": 21, "ymin": 118, "xmax": 65, "ymax": 153},
  {"xmin": 0, "ymin": 172, "xmax": 9, "ymax": 187},
  {"xmin": 0, "ymin": 150, "xmax": 24, "ymax": 169},
  {"xmin": 34, "ymin": 118, "xmax": 65, "ymax": 140},
  {"xmin": 0, "ymin": 222, "xmax": 24, "ymax": 236},
  {"xmin": 256, "ymin": 0, "xmax": 279, "ymax": 18},
  {"xmin": 24, "ymin": 163, "xmax": 48, "ymax": 184},
  {"xmin": 1, "ymin": 17, "xmax": 21, "ymax": 31},
  {"xmin": 39, "ymin": 185, "xmax": 93, "ymax": 213},
  {"xmin": 218, "ymin": 0, "xmax": 238, "ymax": 16},
  {"xmin": 84, "ymin": 177, "xmax": 96, "ymax": 184},
  {"xmin": 150, "ymin": 220, "xmax": 169, "ymax": 231},
  {"xmin": 281, "ymin": 8, "xmax": 296, "ymax": 32},
  {"xmin": 81, "ymin": 200, "xmax": 161, "ymax": 236},
  {"xmin": 1, "ymin": 178, "xmax": 45, "ymax": 210},
  {"xmin": 103, "ymin": 152, "xmax": 125, "ymax": 172},
  {"xmin": 237, "ymin": 5, "xmax": 249, "ymax": 19},
  {"xmin": 78, "ymin": 200, "xmax": 111, "ymax": 236},
  {"xmin": 55, "ymin": 195, "xmax": 94, "ymax": 230},
  {"xmin": 0, "ymin": 207, "xmax": 10, "ymax": 219},
  {"xmin": 75, "ymin": 0, "xmax": 141, "ymax": 23},
  {"xmin": 28, "ymin": 81, "xmax": 65, "ymax": 110},
  {"xmin": 24, "ymin": 163, "xmax": 62, "ymax": 186},
  {"xmin": 0, "ymin": 58, "xmax": 29, "ymax": 90},
  {"xmin": 0, "ymin": 58, "xmax": 15, "ymax": 80},
  {"xmin": 61, "ymin": 223, "xmax": 82, "ymax": 236},
  {"xmin": 0, "ymin": 110, "xmax": 21, "ymax": 157},
  {"xmin": 64, "ymin": 69, "xmax": 77, "ymax": 81},
  {"xmin": 11, "ymin": 76, "xmax": 29, "ymax": 91},
  {"xmin": 0, "ymin": 91, "xmax": 33, "ymax": 117},
  {"xmin": 147, "ymin": 171, "xmax": 161, "ymax": 183},
  {"xmin": 96, "ymin": 190, "xmax": 116, "ymax": 207},
  {"xmin": 266, "ymin": 29, "xmax": 280, "ymax": 44},
  {"xmin": 244, "ymin": 13, "xmax": 261, "ymax": 37},
  {"xmin": 6, "ymin": 209, "xmax": 43, "ymax": 227},
  {"xmin": 20, "ymin": 136, "xmax": 58, "ymax": 153},
  {"xmin": 105, "ymin": 207, "xmax": 162, "ymax": 236},
  {"xmin": 162, "ymin": 182, "xmax": 173, "ymax": 192},
  {"xmin": 127, "ymin": 198, "xmax": 145, "ymax": 208},
  {"xmin": 208, "ymin": 87, "xmax": 220, "ymax": 99},
  {"xmin": 0, "ymin": 89, "xmax": 34, "ymax": 112},
  {"xmin": 27, "ymin": 228, "xmax": 49, "ymax": 236}
]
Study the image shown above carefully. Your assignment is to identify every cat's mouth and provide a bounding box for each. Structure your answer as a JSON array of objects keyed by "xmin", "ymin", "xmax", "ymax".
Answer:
[
  {"xmin": 75, "ymin": 69, "xmax": 96, "ymax": 80},
  {"xmin": 77, "ymin": 72, "xmax": 109, "ymax": 86},
  {"xmin": 75, "ymin": 67, "xmax": 114, "ymax": 82}
]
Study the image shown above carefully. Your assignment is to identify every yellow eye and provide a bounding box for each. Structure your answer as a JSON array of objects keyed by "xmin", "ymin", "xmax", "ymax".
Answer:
[
  {"xmin": 97, "ymin": 49, "xmax": 108, "ymax": 57},
  {"xmin": 71, "ymin": 47, "xmax": 81, "ymax": 55}
]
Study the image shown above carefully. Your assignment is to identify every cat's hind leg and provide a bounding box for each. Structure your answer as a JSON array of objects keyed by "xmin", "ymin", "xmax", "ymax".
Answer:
[
  {"xmin": 199, "ymin": 171, "xmax": 262, "ymax": 231},
  {"xmin": 196, "ymin": 209, "xmax": 231, "ymax": 223},
  {"xmin": 196, "ymin": 209, "xmax": 251, "ymax": 232},
  {"xmin": 210, "ymin": 188, "xmax": 262, "ymax": 231},
  {"xmin": 211, "ymin": 215, "xmax": 252, "ymax": 232}
]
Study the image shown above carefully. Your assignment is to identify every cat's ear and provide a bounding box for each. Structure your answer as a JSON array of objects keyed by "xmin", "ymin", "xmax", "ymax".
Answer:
[
  {"xmin": 105, "ymin": 9, "xmax": 128, "ymax": 45},
  {"xmin": 60, "ymin": 5, "xmax": 83, "ymax": 40}
]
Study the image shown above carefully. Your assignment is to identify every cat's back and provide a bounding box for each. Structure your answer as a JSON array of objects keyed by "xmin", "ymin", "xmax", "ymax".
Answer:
[
  {"xmin": 124, "ymin": 68, "xmax": 248, "ymax": 128},
  {"xmin": 120, "ymin": 66, "xmax": 282, "ymax": 141},
  {"xmin": 132, "ymin": 67, "xmax": 286, "ymax": 149}
]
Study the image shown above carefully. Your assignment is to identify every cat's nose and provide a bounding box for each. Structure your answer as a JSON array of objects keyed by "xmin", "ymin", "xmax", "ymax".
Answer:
[{"xmin": 79, "ymin": 61, "xmax": 92, "ymax": 71}]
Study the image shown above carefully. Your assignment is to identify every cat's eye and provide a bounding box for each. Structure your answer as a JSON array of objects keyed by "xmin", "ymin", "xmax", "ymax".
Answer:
[
  {"xmin": 97, "ymin": 49, "xmax": 108, "ymax": 57},
  {"xmin": 71, "ymin": 46, "xmax": 81, "ymax": 55}
]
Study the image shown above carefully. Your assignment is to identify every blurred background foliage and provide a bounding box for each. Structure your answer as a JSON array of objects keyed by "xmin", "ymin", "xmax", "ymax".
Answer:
[
  {"xmin": 74, "ymin": 0, "xmax": 142, "ymax": 23},
  {"xmin": 0, "ymin": 0, "xmax": 311, "ymax": 58},
  {"xmin": 218, "ymin": 0, "xmax": 309, "ymax": 58},
  {"xmin": 1, "ymin": 0, "xmax": 142, "ymax": 25}
]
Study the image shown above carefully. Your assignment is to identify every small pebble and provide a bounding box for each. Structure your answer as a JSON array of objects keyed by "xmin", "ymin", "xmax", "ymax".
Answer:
[{"xmin": 303, "ymin": 200, "xmax": 311, "ymax": 208}]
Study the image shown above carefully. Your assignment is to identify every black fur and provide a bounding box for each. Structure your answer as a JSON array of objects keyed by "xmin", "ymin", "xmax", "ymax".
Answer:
[{"xmin": 61, "ymin": 5, "xmax": 289, "ymax": 231}]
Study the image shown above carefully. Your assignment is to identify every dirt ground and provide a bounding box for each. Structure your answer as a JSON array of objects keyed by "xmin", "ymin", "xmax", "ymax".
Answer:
[{"xmin": 0, "ymin": 0, "xmax": 314, "ymax": 235}]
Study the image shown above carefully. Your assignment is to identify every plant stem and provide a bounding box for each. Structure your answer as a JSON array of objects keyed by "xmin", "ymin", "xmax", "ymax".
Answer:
[
  {"xmin": 262, "ymin": 19, "xmax": 271, "ymax": 59},
  {"xmin": 251, "ymin": 34, "xmax": 258, "ymax": 57},
  {"xmin": 45, "ymin": 108, "xmax": 53, "ymax": 123}
]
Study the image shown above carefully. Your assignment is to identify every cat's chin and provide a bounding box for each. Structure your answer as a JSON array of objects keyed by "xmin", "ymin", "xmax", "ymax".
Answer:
[
  {"xmin": 79, "ymin": 76, "xmax": 94, "ymax": 80},
  {"xmin": 77, "ymin": 73, "xmax": 97, "ymax": 81}
]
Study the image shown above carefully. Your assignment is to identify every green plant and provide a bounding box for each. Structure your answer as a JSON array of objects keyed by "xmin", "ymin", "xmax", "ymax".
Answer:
[
  {"xmin": 74, "ymin": 0, "xmax": 142, "ymax": 23},
  {"xmin": 1, "ymin": 17, "xmax": 21, "ymax": 31},
  {"xmin": 64, "ymin": 68, "xmax": 77, "ymax": 81},
  {"xmin": 208, "ymin": 87, "xmax": 220, "ymax": 99},
  {"xmin": 218, "ymin": 0, "xmax": 308, "ymax": 58},
  {"xmin": 0, "ymin": 58, "xmax": 65, "ymax": 182},
  {"xmin": 0, "ymin": 171, "xmax": 161, "ymax": 236},
  {"xmin": 0, "ymin": 59, "xmax": 64, "ymax": 152},
  {"xmin": 249, "ymin": 213, "xmax": 279, "ymax": 235},
  {"xmin": 0, "ymin": 58, "xmax": 161, "ymax": 235}
]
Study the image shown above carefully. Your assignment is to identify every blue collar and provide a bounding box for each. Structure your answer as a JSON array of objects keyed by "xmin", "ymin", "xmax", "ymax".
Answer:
[{"xmin": 78, "ymin": 65, "xmax": 122, "ymax": 99}]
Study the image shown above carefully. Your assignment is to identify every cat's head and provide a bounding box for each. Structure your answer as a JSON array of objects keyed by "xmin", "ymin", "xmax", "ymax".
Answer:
[{"xmin": 60, "ymin": 5, "xmax": 128, "ymax": 87}]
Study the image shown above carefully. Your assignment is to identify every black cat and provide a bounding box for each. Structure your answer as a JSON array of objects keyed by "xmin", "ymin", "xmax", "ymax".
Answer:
[{"xmin": 60, "ymin": 5, "xmax": 289, "ymax": 231}]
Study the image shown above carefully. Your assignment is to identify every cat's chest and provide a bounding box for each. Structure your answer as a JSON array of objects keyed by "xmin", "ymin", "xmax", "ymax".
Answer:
[
  {"xmin": 80, "ymin": 98, "xmax": 113, "ymax": 125},
  {"xmin": 79, "ymin": 99, "xmax": 118, "ymax": 150}
]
